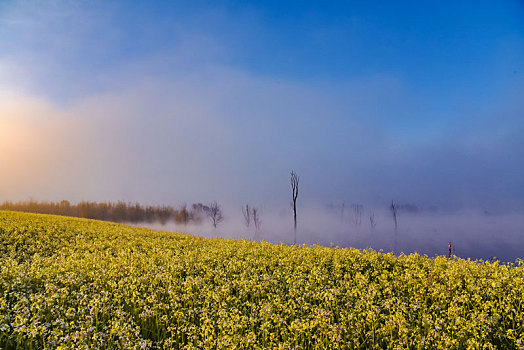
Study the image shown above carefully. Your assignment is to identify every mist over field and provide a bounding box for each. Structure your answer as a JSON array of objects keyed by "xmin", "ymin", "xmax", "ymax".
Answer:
[{"xmin": 135, "ymin": 203, "xmax": 524, "ymax": 263}]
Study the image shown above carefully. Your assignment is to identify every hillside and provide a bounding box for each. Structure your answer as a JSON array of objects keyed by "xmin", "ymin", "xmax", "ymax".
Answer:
[{"xmin": 1, "ymin": 211, "xmax": 523, "ymax": 349}]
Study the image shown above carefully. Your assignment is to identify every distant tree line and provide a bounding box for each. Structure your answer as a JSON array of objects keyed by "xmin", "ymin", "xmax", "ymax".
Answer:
[{"xmin": 0, "ymin": 200, "xmax": 221, "ymax": 226}]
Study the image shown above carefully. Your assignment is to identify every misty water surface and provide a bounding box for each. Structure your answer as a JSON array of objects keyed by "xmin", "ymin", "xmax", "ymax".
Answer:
[{"xmin": 132, "ymin": 206, "xmax": 524, "ymax": 263}]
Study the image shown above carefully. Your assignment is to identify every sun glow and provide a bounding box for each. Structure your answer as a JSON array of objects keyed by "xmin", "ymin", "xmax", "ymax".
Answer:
[
  {"xmin": 0, "ymin": 90, "xmax": 72, "ymax": 195},
  {"xmin": 0, "ymin": 92, "xmax": 44, "ymax": 156}
]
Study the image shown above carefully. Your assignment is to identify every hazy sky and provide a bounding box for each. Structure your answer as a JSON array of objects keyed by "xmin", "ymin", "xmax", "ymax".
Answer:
[{"xmin": 0, "ymin": 0, "xmax": 523, "ymax": 210}]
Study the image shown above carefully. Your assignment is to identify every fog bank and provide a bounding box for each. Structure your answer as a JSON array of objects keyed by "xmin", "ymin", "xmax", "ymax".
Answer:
[{"xmin": 133, "ymin": 204, "xmax": 524, "ymax": 263}]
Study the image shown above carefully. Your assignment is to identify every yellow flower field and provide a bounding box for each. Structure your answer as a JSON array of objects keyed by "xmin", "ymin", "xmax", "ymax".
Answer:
[{"xmin": 1, "ymin": 211, "xmax": 523, "ymax": 349}]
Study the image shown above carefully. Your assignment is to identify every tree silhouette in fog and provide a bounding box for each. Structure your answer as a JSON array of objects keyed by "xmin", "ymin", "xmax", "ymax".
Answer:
[
  {"xmin": 290, "ymin": 171, "xmax": 299, "ymax": 245},
  {"xmin": 205, "ymin": 201, "xmax": 223, "ymax": 228}
]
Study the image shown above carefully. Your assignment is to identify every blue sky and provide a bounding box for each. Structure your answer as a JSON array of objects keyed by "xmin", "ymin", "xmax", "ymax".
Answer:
[{"xmin": 0, "ymin": 0, "xmax": 523, "ymax": 210}]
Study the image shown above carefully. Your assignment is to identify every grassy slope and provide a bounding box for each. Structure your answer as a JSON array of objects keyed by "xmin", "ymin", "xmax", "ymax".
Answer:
[{"xmin": 0, "ymin": 210, "xmax": 523, "ymax": 349}]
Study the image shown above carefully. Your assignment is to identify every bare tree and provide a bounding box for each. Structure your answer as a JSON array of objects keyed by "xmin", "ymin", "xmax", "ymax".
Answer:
[
  {"xmin": 290, "ymin": 171, "xmax": 299, "ymax": 244},
  {"xmin": 205, "ymin": 201, "xmax": 223, "ymax": 228},
  {"xmin": 351, "ymin": 204, "xmax": 363, "ymax": 227},
  {"xmin": 252, "ymin": 207, "xmax": 261, "ymax": 235},
  {"xmin": 369, "ymin": 212, "xmax": 376, "ymax": 228},
  {"xmin": 391, "ymin": 200, "xmax": 398, "ymax": 255},
  {"xmin": 390, "ymin": 201, "xmax": 398, "ymax": 230},
  {"xmin": 242, "ymin": 204, "xmax": 251, "ymax": 228}
]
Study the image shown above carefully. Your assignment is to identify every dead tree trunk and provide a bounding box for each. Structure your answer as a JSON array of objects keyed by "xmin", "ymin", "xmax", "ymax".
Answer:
[
  {"xmin": 391, "ymin": 200, "xmax": 398, "ymax": 254},
  {"xmin": 291, "ymin": 171, "xmax": 299, "ymax": 245},
  {"xmin": 390, "ymin": 200, "xmax": 398, "ymax": 230},
  {"xmin": 369, "ymin": 213, "xmax": 376, "ymax": 228},
  {"xmin": 242, "ymin": 204, "xmax": 251, "ymax": 228},
  {"xmin": 252, "ymin": 207, "xmax": 261, "ymax": 240}
]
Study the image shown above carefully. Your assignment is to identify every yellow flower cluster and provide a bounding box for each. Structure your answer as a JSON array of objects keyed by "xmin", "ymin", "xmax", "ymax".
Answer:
[{"xmin": 1, "ymin": 211, "xmax": 523, "ymax": 349}]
